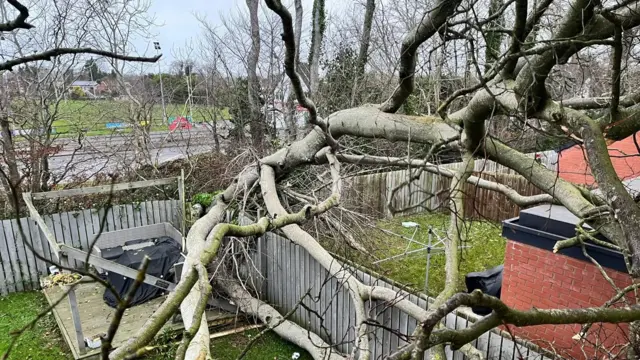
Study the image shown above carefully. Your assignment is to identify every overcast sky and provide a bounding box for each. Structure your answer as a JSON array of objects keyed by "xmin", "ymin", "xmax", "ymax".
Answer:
[
  {"xmin": 143, "ymin": 0, "xmax": 337, "ymax": 66},
  {"xmin": 144, "ymin": 0, "xmax": 236, "ymax": 65}
]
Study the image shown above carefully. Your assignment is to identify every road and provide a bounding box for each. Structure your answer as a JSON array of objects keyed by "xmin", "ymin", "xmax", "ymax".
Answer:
[{"xmin": 46, "ymin": 126, "xmax": 223, "ymax": 180}]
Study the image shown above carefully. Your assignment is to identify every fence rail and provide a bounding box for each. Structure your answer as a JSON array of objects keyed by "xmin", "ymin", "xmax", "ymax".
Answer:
[
  {"xmin": 248, "ymin": 228, "xmax": 552, "ymax": 360},
  {"xmin": 344, "ymin": 153, "xmax": 556, "ymax": 222},
  {"xmin": 0, "ymin": 199, "xmax": 181, "ymax": 295}
]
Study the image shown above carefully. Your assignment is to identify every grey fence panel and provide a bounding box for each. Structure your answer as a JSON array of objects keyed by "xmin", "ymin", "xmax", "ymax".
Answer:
[
  {"xmin": 18, "ymin": 217, "xmax": 39, "ymax": 289},
  {"xmin": 0, "ymin": 220, "xmax": 15, "ymax": 294},
  {"xmin": 251, "ymin": 229, "xmax": 548, "ymax": 360},
  {"xmin": 27, "ymin": 218, "xmax": 47, "ymax": 277},
  {"xmin": 0, "ymin": 200, "xmax": 180, "ymax": 296},
  {"xmin": 4, "ymin": 220, "xmax": 23, "ymax": 292}
]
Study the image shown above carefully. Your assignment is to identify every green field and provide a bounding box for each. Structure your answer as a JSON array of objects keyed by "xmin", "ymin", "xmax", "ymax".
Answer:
[{"xmin": 15, "ymin": 100, "xmax": 230, "ymax": 137}]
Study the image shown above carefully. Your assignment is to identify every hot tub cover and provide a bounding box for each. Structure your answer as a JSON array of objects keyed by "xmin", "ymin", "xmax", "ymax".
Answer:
[{"xmin": 103, "ymin": 237, "xmax": 182, "ymax": 308}]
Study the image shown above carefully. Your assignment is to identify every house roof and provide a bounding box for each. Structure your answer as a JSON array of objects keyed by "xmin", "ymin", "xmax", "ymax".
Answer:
[
  {"xmin": 71, "ymin": 80, "xmax": 98, "ymax": 86},
  {"xmin": 502, "ymin": 204, "xmax": 625, "ymax": 272},
  {"xmin": 557, "ymin": 133, "xmax": 640, "ymax": 186}
]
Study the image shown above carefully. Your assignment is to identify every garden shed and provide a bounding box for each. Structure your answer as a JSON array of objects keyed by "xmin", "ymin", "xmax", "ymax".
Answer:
[{"xmin": 502, "ymin": 205, "xmax": 631, "ymax": 359}]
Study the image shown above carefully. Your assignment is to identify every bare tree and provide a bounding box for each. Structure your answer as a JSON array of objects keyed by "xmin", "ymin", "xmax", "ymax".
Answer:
[
  {"xmin": 0, "ymin": 0, "xmax": 159, "ymax": 211},
  {"xmin": 246, "ymin": 0, "xmax": 265, "ymax": 149},
  {"xmin": 351, "ymin": 0, "xmax": 376, "ymax": 106}
]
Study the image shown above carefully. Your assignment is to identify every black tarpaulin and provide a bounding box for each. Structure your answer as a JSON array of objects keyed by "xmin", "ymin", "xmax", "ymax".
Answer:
[
  {"xmin": 465, "ymin": 264, "xmax": 503, "ymax": 316},
  {"xmin": 103, "ymin": 237, "xmax": 182, "ymax": 308}
]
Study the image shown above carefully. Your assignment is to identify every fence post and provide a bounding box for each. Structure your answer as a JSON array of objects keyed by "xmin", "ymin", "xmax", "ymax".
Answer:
[
  {"xmin": 66, "ymin": 285, "xmax": 86, "ymax": 354},
  {"xmin": 178, "ymin": 170, "xmax": 186, "ymax": 249}
]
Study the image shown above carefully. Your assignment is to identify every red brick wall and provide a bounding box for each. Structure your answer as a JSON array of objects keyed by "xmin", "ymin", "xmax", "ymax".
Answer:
[
  {"xmin": 502, "ymin": 240, "xmax": 632, "ymax": 359},
  {"xmin": 558, "ymin": 136, "xmax": 640, "ymax": 186}
]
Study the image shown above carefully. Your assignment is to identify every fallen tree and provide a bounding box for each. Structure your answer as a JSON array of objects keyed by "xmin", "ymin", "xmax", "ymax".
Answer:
[
  {"xmin": 110, "ymin": 0, "xmax": 640, "ymax": 359},
  {"xmin": 5, "ymin": 0, "xmax": 640, "ymax": 359}
]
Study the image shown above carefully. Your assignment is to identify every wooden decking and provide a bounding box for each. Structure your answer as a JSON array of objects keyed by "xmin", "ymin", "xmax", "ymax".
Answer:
[{"xmin": 43, "ymin": 281, "xmax": 234, "ymax": 359}]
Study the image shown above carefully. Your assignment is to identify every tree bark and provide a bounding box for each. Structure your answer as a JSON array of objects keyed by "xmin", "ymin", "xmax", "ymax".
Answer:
[
  {"xmin": 218, "ymin": 279, "xmax": 346, "ymax": 360},
  {"xmin": 294, "ymin": 0, "xmax": 303, "ymax": 66},
  {"xmin": 246, "ymin": 0, "xmax": 264, "ymax": 149},
  {"xmin": 350, "ymin": 0, "xmax": 375, "ymax": 106},
  {"xmin": 0, "ymin": 115, "xmax": 22, "ymax": 211},
  {"xmin": 308, "ymin": 0, "xmax": 325, "ymax": 95}
]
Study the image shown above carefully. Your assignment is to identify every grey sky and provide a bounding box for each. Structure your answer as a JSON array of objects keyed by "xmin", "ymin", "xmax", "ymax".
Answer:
[
  {"xmin": 144, "ymin": 0, "xmax": 337, "ymax": 66},
  {"xmin": 146, "ymin": 0, "xmax": 237, "ymax": 64}
]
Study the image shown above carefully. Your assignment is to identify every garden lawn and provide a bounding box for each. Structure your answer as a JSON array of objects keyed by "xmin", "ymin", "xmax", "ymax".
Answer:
[
  {"xmin": 352, "ymin": 212, "xmax": 506, "ymax": 297},
  {"xmin": 0, "ymin": 291, "xmax": 70, "ymax": 360},
  {"xmin": 210, "ymin": 329, "xmax": 312, "ymax": 360},
  {"xmin": 0, "ymin": 291, "xmax": 310, "ymax": 360},
  {"xmin": 151, "ymin": 328, "xmax": 312, "ymax": 360}
]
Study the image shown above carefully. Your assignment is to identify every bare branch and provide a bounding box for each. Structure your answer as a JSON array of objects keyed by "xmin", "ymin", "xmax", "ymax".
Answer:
[
  {"xmin": 0, "ymin": 0, "xmax": 34, "ymax": 32},
  {"xmin": 0, "ymin": 48, "xmax": 160, "ymax": 72},
  {"xmin": 264, "ymin": 0, "xmax": 339, "ymax": 149},
  {"xmin": 379, "ymin": 0, "xmax": 462, "ymax": 113},
  {"xmin": 101, "ymin": 258, "xmax": 150, "ymax": 359}
]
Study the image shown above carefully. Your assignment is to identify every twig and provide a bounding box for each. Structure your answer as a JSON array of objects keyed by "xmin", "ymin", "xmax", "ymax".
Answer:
[{"xmin": 101, "ymin": 257, "xmax": 151, "ymax": 359}]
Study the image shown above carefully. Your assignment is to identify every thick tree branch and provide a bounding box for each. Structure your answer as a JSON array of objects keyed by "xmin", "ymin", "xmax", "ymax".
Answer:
[
  {"xmin": 428, "ymin": 290, "xmax": 640, "ymax": 349},
  {"xmin": 514, "ymin": 0, "xmax": 597, "ymax": 107},
  {"xmin": 0, "ymin": 0, "xmax": 33, "ymax": 32},
  {"xmin": 502, "ymin": 0, "xmax": 527, "ymax": 76},
  {"xmin": 537, "ymin": 101, "xmax": 640, "ymax": 274},
  {"xmin": 322, "ymin": 152, "xmax": 556, "ymax": 207},
  {"xmin": 219, "ymin": 279, "xmax": 346, "ymax": 360},
  {"xmin": 0, "ymin": 48, "xmax": 160, "ymax": 72},
  {"xmin": 265, "ymin": 0, "xmax": 339, "ymax": 148},
  {"xmin": 174, "ymin": 264, "xmax": 212, "ymax": 360},
  {"xmin": 380, "ymin": 0, "xmax": 462, "ymax": 113}
]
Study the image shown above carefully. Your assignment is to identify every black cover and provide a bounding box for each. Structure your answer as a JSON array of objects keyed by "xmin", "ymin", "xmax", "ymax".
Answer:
[
  {"xmin": 465, "ymin": 265, "xmax": 503, "ymax": 316},
  {"xmin": 103, "ymin": 237, "xmax": 182, "ymax": 308}
]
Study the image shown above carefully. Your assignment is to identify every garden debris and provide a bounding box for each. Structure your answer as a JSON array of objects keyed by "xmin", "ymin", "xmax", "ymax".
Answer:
[{"xmin": 41, "ymin": 273, "xmax": 82, "ymax": 288}]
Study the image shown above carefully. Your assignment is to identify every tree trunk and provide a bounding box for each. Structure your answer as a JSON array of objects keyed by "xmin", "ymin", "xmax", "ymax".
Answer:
[
  {"xmin": 0, "ymin": 115, "xmax": 22, "ymax": 211},
  {"xmin": 294, "ymin": 0, "xmax": 303, "ymax": 66},
  {"xmin": 351, "ymin": 0, "xmax": 376, "ymax": 106},
  {"xmin": 484, "ymin": 0, "xmax": 504, "ymax": 72},
  {"xmin": 246, "ymin": 0, "xmax": 264, "ymax": 149},
  {"xmin": 308, "ymin": 0, "xmax": 325, "ymax": 96},
  {"xmin": 285, "ymin": 95, "xmax": 298, "ymax": 141}
]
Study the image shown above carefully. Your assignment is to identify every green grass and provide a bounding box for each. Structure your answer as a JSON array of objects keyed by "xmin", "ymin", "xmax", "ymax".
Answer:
[
  {"xmin": 210, "ymin": 329, "xmax": 311, "ymax": 360},
  {"xmin": 13, "ymin": 99, "xmax": 230, "ymax": 137},
  {"xmin": 350, "ymin": 212, "xmax": 506, "ymax": 297},
  {"xmin": 0, "ymin": 291, "xmax": 309, "ymax": 360},
  {"xmin": 151, "ymin": 328, "xmax": 312, "ymax": 360},
  {"xmin": 0, "ymin": 291, "xmax": 71, "ymax": 360}
]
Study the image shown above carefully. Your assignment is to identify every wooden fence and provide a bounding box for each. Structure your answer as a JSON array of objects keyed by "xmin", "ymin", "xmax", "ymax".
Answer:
[
  {"xmin": 247, "ymin": 229, "xmax": 552, "ymax": 360},
  {"xmin": 344, "ymin": 153, "xmax": 556, "ymax": 222},
  {"xmin": 0, "ymin": 199, "xmax": 181, "ymax": 295}
]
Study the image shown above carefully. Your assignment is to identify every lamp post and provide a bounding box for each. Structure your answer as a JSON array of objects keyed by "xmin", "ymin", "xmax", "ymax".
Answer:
[{"xmin": 154, "ymin": 42, "xmax": 168, "ymax": 125}]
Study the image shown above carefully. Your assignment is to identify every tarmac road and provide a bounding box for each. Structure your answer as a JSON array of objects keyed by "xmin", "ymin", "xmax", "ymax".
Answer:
[{"xmin": 45, "ymin": 126, "xmax": 224, "ymax": 180}]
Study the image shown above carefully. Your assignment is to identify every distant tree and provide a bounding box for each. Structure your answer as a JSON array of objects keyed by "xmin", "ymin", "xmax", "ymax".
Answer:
[{"xmin": 83, "ymin": 58, "xmax": 107, "ymax": 81}]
